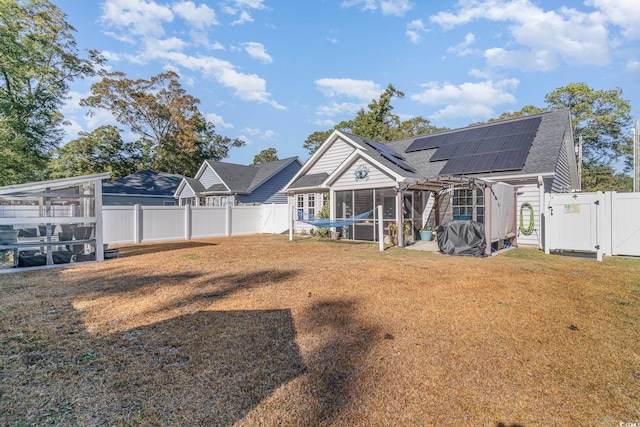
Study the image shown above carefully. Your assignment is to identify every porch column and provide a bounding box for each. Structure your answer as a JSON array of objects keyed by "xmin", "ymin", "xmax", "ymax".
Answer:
[{"xmin": 396, "ymin": 188, "xmax": 404, "ymax": 248}]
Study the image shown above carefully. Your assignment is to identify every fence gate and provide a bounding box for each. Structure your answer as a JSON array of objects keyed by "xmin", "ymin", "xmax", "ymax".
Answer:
[
  {"xmin": 609, "ymin": 192, "xmax": 640, "ymax": 256},
  {"xmin": 544, "ymin": 192, "xmax": 604, "ymax": 261}
]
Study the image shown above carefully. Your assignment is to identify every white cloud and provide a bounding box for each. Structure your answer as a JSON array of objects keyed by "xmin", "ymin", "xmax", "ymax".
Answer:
[
  {"xmin": 430, "ymin": 0, "xmax": 611, "ymax": 70},
  {"xmin": 586, "ymin": 0, "xmax": 640, "ymax": 39},
  {"xmin": 231, "ymin": 10, "xmax": 254, "ymax": 25},
  {"xmin": 161, "ymin": 51, "xmax": 285, "ymax": 109},
  {"xmin": 243, "ymin": 42, "xmax": 273, "ymax": 63},
  {"xmin": 406, "ymin": 19, "xmax": 427, "ymax": 44},
  {"xmin": 206, "ymin": 113, "xmax": 234, "ymax": 129},
  {"xmin": 172, "ymin": 1, "xmax": 218, "ymax": 28},
  {"xmin": 316, "ymin": 101, "xmax": 364, "ymax": 118},
  {"xmin": 626, "ymin": 60, "xmax": 640, "ymax": 83},
  {"xmin": 411, "ymin": 79, "xmax": 519, "ymax": 121},
  {"xmin": 380, "ymin": 0, "xmax": 413, "ymax": 16},
  {"xmin": 144, "ymin": 37, "xmax": 188, "ymax": 56},
  {"xmin": 234, "ymin": 0, "xmax": 265, "ymax": 9},
  {"xmin": 448, "ymin": 32, "xmax": 475, "ymax": 56},
  {"xmin": 315, "ymin": 78, "xmax": 382, "ymax": 101},
  {"xmin": 342, "ymin": 0, "xmax": 413, "ymax": 16},
  {"xmin": 100, "ymin": 0, "xmax": 173, "ymax": 38}
]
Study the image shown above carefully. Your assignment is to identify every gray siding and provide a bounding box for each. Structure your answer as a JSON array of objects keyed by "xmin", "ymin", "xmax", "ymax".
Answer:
[
  {"xmin": 551, "ymin": 131, "xmax": 574, "ymax": 193},
  {"xmin": 200, "ymin": 165, "xmax": 224, "ymax": 189},
  {"xmin": 237, "ymin": 160, "xmax": 302, "ymax": 204}
]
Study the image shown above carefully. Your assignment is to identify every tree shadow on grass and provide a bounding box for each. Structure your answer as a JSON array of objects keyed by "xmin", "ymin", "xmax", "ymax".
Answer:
[
  {"xmin": 292, "ymin": 298, "xmax": 380, "ymax": 425},
  {"xmin": 98, "ymin": 309, "xmax": 307, "ymax": 426},
  {"xmin": 115, "ymin": 240, "xmax": 218, "ymax": 258}
]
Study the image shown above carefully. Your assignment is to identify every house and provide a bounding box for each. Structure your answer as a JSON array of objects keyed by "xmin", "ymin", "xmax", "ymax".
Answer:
[
  {"xmin": 174, "ymin": 157, "xmax": 303, "ymax": 206},
  {"xmin": 283, "ymin": 109, "xmax": 579, "ymax": 249},
  {"xmin": 102, "ymin": 171, "xmax": 183, "ymax": 206}
]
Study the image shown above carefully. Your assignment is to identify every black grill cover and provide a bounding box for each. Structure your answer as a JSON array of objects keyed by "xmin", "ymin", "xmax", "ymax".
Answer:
[{"xmin": 437, "ymin": 220, "xmax": 487, "ymax": 257}]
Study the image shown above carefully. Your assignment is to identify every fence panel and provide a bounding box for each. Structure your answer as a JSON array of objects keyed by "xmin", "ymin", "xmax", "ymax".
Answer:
[
  {"xmin": 142, "ymin": 206, "xmax": 185, "ymax": 242},
  {"xmin": 261, "ymin": 204, "xmax": 290, "ymax": 234},
  {"xmin": 103, "ymin": 206, "xmax": 135, "ymax": 244},
  {"xmin": 231, "ymin": 206, "xmax": 262, "ymax": 235},
  {"xmin": 610, "ymin": 192, "xmax": 640, "ymax": 256},
  {"xmin": 191, "ymin": 206, "xmax": 227, "ymax": 238}
]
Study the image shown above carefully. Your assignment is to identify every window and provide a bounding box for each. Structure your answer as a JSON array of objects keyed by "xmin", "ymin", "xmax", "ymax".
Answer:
[
  {"xmin": 453, "ymin": 188, "xmax": 484, "ymax": 223},
  {"xmin": 307, "ymin": 194, "xmax": 315, "ymax": 217},
  {"xmin": 297, "ymin": 194, "xmax": 304, "ymax": 220},
  {"xmin": 163, "ymin": 201, "xmax": 176, "ymax": 206}
]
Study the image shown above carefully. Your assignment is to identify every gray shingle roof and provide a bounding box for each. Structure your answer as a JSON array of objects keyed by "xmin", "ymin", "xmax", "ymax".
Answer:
[
  {"xmin": 204, "ymin": 157, "xmax": 300, "ymax": 193},
  {"xmin": 288, "ymin": 172, "xmax": 330, "ymax": 189},
  {"xmin": 385, "ymin": 109, "xmax": 573, "ymax": 180},
  {"xmin": 102, "ymin": 171, "xmax": 183, "ymax": 196}
]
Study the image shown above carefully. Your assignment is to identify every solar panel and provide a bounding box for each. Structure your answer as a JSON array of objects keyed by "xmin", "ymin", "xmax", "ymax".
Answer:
[
  {"xmin": 364, "ymin": 139, "xmax": 406, "ymax": 160},
  {"xmin": 439, "ymin": 156, "xmax": 471, "ymax": 175},
  {"xmin": 430, "ymin": 143, "xmax": 462, "ymax": 161},
  {"xmin": 456, "ymin": 140, "xmax": 481, "ymax": 157},
  {"xmin": 460, "ymin": 152, "xmax": 498, "ymax": 174},
  {"xmin": 476, "ymin": 136, "xmax": 508, "ymax": 154},
  {"xmin": 363, "ymin": 139, "xmax": 416, "ymax": 172},
  {"xmin": 491, "ymin": 148, "xmax": 529, "ymax": 171}
]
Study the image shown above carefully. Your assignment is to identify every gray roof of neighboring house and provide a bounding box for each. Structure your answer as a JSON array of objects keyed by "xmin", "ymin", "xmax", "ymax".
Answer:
[
  {"xmin": 102, "ymin": 171, "xmax": 183, "ymax": 196},
  {"xmin": 204, "ymin": 157, "xmax": 301, "ymax": 194},
  {"xmin": 185, "ymin": 177, "xmax": 207, "ymax": 193}
]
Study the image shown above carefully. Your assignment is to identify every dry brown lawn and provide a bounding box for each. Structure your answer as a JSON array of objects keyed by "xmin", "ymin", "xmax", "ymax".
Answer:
[{"xmin": 1, "ymin": 234, "xmax": 639, "ymax": 426}]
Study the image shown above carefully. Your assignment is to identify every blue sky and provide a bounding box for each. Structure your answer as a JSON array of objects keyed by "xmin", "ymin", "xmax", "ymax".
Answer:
[{"xmin": 56, "ymin": 0, "xmax": 640, "ymax": 167}]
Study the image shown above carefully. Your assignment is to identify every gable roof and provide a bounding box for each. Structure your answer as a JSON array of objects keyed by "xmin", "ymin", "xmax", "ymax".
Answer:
[
  {"xmin": 285, "ymin": 109, "xmax": 577, "ymax": 193},
  {"xmin": 202, "ymin": 157, "xmax": 302, "ymax": 194},
  {"xmin": 102, "ymin": 171, "xmax": 183, "ymax": 197},
  {"xmin": 386, "ymin": 109, "xmax": 576, "ymax": 181}
]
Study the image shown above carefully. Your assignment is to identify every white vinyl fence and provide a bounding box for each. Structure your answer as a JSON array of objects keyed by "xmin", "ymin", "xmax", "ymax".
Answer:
[
  {"xmin": 103, "ymin": 203, "xmax": 289, "ymax": 245},
  {"xmin": 544, "ymin": 191, "xmax": 640, "ymax": 260}
]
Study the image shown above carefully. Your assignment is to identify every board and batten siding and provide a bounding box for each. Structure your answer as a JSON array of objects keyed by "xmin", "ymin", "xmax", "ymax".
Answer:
[
  {"xmin": 308, "ymin": 139, "xmax": 355, "ymax": 175},
  {"xmin": 332, "ymin": 160, "xmax": 396, "ymax": 190},
  {"xmin": 515, "ymin": 182, "xmax": 542, "ymax": 246},
  {"xmin": 199, "ymin": 165, "xmax": 225, "ymax": 189}
]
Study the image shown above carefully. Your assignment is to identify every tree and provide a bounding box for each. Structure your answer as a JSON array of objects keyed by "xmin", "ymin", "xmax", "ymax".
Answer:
[
  {"xmin": 0, "ymin": 0, "xmax": 101, "ymax": 185},
  {"xmin": 304, "ymin": 84, "xmax": 447, "ymax": 155},
  {"xmin": 253, "ymin": 147, "xmax": 278, "ymax": 164},
  {"xmin": 544, "ymin": 83, "xmax": 632, "ymax": 168},
  {"xmin": 81, "ymin": 71, "xmax": 244, "ymax": 176},
  {"xmin": 48, "ymin": 125, "xmax": 146, "ymax": 179}
]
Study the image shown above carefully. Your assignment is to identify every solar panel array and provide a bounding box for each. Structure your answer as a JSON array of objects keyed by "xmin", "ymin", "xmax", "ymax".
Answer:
[
  {"xmin": 363, "ymin": 139, "xmax": 417, "ymax": 173},
  {"xmin": 405, "ymin": 116, "xmax": 541, "ymax": 175}
]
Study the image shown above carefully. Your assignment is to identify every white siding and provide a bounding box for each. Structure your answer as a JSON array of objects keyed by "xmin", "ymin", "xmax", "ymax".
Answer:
[
  {"xmin": 332, "ymin": 160, "xmax": 396, "ymax": 190},
  {"xmin": 199, "ymin": 165, "xmax": 224, "ymax": 189},
  {"xmin": 515, "ymin": 183, "xmax": 541, "ymax": 246},
  {"xmin": 309, "ymin": 139, "xmax": 355, "ymax": 175},
  {"xmin": 177, "ymin": 183, "xmax": 195, "ymax": 199}
]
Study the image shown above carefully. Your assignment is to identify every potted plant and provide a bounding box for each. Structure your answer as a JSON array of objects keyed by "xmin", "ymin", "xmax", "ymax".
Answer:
[{"xmin": 419, "ymin": 226, "xmax": 433, "ymax": 242}]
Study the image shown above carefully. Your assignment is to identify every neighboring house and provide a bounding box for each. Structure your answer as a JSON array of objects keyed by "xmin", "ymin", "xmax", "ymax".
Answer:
[
  {"xmin": 174, "ymin": 157, "xmax": 303, "ymax": 206},
  {"xmin": 283, "ymin": 109, "xmax": 579, "ymax": 247},
  {"xmin": 102, "ymin": 171, "xmax": 183, "ymax": 206}
]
